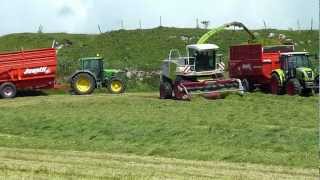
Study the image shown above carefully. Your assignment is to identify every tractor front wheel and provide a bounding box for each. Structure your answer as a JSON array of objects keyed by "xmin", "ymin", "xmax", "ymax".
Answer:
[
  {"xmin": 71, "ymin": 73, "xmax": 95, "ymax": 95},
  {"xmin": 314, "ymin": 76, "xmax": 319, "ymax": 94},
  {"xmin": 108, "ymin": 78, "xmax": 125, "ymax": 94},
  {"xmin": 270, "ymin": 73, "xmax": 283, "ymax": 95},
  {"xmin": 0, "ymin": 82, "xmax": 17, "ymax": 98},
  {"xmin": 286, "ymin": 78, "xmax": 302, "ymax": 96}
]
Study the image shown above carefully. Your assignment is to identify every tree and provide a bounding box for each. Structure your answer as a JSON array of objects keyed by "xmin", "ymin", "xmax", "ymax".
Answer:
[{"xmin": 201, "ymin": 20, "xmax": 210, "ymax": 29}]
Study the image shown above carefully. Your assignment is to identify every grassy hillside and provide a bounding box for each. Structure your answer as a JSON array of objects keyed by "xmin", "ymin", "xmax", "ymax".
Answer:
[
  {"xmin": 0, "ymin": 28, "xmax": 318, "ymax": 76},
  {"xmin": 0, "ymin": 93, "xmax": 317, "ymax": 169}
]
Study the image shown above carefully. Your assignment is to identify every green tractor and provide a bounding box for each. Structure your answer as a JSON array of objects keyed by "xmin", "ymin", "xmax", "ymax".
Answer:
[
  {"xmin": 271, "ymin": 52, "xmax": 317, "ymax": 95},
  {"xmin": 69, "ymin": 57, "xmax": 126, "ymax": 95}
]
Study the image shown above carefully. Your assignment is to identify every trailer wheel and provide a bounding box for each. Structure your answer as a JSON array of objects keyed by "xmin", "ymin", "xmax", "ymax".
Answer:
[
  {"xmin": 286, "ymin": 78, "xmax": 302, "ymax": 96},
  {"xmin": 71, "ymin": 73, "xmax": 95, "ymax": 95},
  {"xmin": 270, "ymin": 73, "xmax": 283, "ymax": 95},
  {"xmin": 0, "ymin": 82, "xmax": 17, "ymax": 98},
  {"xmin": 242, "ymin": 79, "xmax": 254, "ymax": 92},
  {"xmin": 108, "ymin": 77, "xmax": 126, "ymax": 94}
]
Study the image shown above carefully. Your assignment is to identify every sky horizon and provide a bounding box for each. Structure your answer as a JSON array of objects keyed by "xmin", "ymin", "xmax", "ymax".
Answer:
[{"xmin": 0, "ymin": 0, "xmax": 319, "ymax": 35}]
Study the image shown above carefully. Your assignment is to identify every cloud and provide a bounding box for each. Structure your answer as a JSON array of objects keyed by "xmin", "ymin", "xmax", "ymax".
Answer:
[
  {"xmin": 0, "ymin": 0, "xmax": 318, "ymax": 35},
  {"xmin": 58, "ymin": 6, "xmax": 74, "ymax": 17}
]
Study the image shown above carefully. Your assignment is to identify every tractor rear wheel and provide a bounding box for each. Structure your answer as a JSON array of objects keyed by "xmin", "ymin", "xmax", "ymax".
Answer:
[
  {"xmin": 270, "ymin": 73, "xmax": 283, "ymax": 95},
  {"xmin": 302, "ymin": 88, "xmax": 313, "ymax": 96},
  {"xmin": 71, "ymin": 73, "xmax": 95, "ymax": 95},
  {"xmin": 286, "ymin": 78, "xmax": 302, "ymax": 96},
  {"xmin": 0, "ymin": 82, "xmax": 17, "ymax": 98},
  {"xmin": 314, "ymin": 76, "xmax": 319, "ymax": 94},
  {"xmin": 108, "ymin": 78, "xmax": 125, "ymax": 94},
  {"xmin": 242, "ymin": 78, "xmax": 254, "ymax": 92},
  {"xmin": 160, "ymin": 81, "xmax": 172, "ymax": 99}
]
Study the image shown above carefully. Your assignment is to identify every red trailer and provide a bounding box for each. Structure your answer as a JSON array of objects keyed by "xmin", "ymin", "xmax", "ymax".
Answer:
[
  {"xmin": 0, "ymin": 48, "xmax": 57, "ymax": 98},
  {"xmin": 229, "ymin": 44, "xmax": 299, "ymax": 92}
]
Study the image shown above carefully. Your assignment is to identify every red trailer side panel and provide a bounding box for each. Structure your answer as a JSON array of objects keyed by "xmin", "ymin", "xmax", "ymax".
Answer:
[
  {"xmin": 0, "ymin": 48, "xmax": 57, "ymax": 90},
  {"xmin": 261, "ymin": 53, "xmax": 280, "ymax": 80},
  {"xmin": 229, "ymin": 44, "xmax": 263, "ymax": 79},
  {"xmin": 229, "ymin": 44, "xmax": 281, "ymax": 85}
]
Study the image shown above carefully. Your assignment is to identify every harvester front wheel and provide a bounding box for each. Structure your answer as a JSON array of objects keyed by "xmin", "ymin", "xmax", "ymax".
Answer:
[
  {"xmin": 242, "ymin": 79, "xmax": 254, "ymax": 92},
  {"xmin": 270, "ymin": 73, "xmax": 283, "ymax": 95},
  {"xmin": 108, "ymin": 78, "xmax": 125, "ymax": 94},
  {"xmin": 286, "ymin": 78, "xmax": 302, "ymax": 96},
  {"xmin": 0, "ymin": 82, "xmax": 17, "ymax": 98},
  {"xmin": 71, "ymin": 73, "xmax": 95, "ymax": 95},
  {"xmin": 160, "ymin": 81, "xmax": 172, "ymax": 99}
]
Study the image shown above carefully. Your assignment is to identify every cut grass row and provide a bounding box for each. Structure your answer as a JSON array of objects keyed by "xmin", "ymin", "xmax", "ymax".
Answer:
[{"xmin": 0, "ymin": 147, "xmax": 317, "ymax": 179}]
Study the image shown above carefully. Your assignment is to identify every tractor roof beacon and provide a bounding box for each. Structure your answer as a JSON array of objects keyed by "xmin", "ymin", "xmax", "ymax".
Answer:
[{"xmin": 69, "ymin": 56, "xmax": 126, "ymax": 95}]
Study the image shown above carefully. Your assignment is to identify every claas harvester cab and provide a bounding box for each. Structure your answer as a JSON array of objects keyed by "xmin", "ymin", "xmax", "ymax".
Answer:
[
  {"xmin": 69, "ymin": 56, "xmax": 126, "ymax": 95},
  {"xmin": 160, "ymin": 44, "xmax": 243, "ymax": 100},
  {"xmin": 271, "ymin": 52, "xmax": 316, "ymax": 95}
]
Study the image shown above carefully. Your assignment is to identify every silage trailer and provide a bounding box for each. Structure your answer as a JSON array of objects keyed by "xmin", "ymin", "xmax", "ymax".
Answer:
[{"xmin": 0, "ymin": 48, "xmax": 57, "ymax": 98}]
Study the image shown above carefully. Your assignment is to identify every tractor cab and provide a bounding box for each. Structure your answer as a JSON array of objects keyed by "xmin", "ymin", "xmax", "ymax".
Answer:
[
  {"xmin": 79, "ymin": 57, "xmax": 104, "ymax": 82},
  {"xmin": 280, "ymin": 52, "xmax": 314, "ymax": 82}
]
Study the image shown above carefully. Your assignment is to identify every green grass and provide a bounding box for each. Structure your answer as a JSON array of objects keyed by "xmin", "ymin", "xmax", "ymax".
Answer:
[
  {"xmin": 0, "ymin": 92, "xmax": 317, "ymax": 169},
  {"xmin": 0, "ymin": 28, "xmax": 318, "ymax": 76},
  {"xmin": 0, "ymin": 147, "xmax": 317, "ymax": 179}
]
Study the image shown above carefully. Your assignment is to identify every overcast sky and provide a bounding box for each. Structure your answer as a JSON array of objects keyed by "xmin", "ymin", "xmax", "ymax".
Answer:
[{"xmin": 0, "ymin": 0, "xmax": 319, "ymax": 35}]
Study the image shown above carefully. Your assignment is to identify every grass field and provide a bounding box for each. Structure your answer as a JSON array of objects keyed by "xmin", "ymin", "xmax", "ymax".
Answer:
[
  {"xmin": 0, "ymin": 92, "xmax": 318, "ymax": 179},
  {"xmin": 0, "ymin": 147, "xmax": 317, "ymax": 180}
]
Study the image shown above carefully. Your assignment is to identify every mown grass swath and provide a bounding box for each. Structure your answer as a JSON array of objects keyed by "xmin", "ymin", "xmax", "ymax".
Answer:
[{"xmin": 0, "ymin": 93, "xmax": 317, "ymax": 168}]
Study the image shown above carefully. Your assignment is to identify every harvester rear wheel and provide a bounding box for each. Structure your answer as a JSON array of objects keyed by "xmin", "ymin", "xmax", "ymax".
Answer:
[
  {"xmin": 71, "ymin": 73, "xmax": 95, "ymax": 95},
  {"xmin": 270, "ymin": 73, "xmax": 283, "ymax": 95},
  {"xmin": 0, "ymin": 82, "xmax": 17, "ymax": 98},
  {"xmin": 286, "ymin": 78, "xmax": 302, "ymax": 96},
  {"xmin": 108, "ymin": 78, "xmax": 125, "ymax": 94},
  {"xmin": 160, "ymin": 81, "xmax": 172, "ymax": 99}
]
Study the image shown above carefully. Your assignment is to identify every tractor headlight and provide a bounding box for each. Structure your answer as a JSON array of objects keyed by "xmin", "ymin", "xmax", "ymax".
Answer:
[{"xmin": 306, "ymin": 71, "xmax": 313, "ymax": 79}]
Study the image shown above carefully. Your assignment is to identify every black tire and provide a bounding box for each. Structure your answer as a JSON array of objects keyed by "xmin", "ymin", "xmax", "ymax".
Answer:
[
  {"xmin": 160, "ymin": 81, "xmax": 173, "ymax": 99},
  {"xmin": 286, "ymin": 78, "xmax": 302, "ymax": 96},
  {"xmin": 270, "ymin": 73, "xmax": 283, "ymax": 95},
  {"xmin": 314, "ymin": 76, "xmax": 319, "ymax": 94},
  {"xmin": 108, "ymin": 77, "xmax": 126, "ymax": 94},
  {"xmin": 0, "ymin": 82, "xmax": 17, "ymax": 98},
  {"xmin": 241, "ymin": 78, "xmax": 254, "ymax": 92},
  {"xmin": 302, "ymin": 88, "xmax": 313, "ymax": 96},
  {"xmin": 71, "ymin": 73, "xmax": 95, "ymax": 95}
]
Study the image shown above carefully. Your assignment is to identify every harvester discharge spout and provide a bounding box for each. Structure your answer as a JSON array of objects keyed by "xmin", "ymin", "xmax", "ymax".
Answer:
[{"xmin": 197, "ymin": 21, "xmax": 256, "ymax": 44}]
